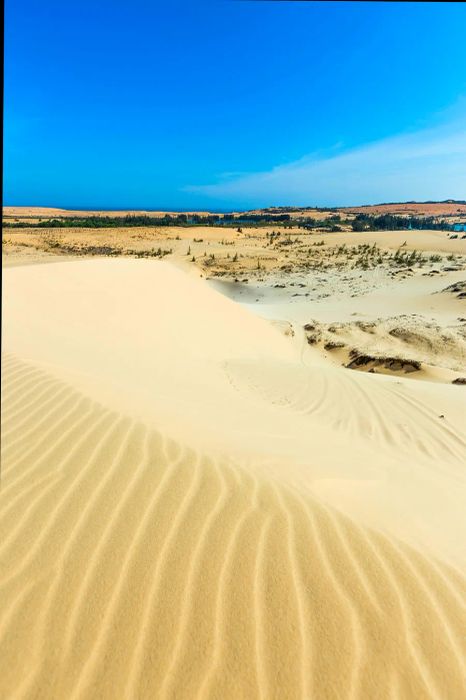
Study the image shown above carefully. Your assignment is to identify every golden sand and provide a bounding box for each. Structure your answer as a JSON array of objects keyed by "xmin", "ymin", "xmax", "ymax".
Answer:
[{"xmin": 1, "ymin": 258, "xmax": 466, "ymax": 699}]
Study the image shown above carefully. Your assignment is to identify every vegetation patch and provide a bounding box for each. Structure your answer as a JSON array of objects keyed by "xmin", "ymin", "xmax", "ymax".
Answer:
[
  {"xmin": 324, "ymin": 341, "xmax": 346, "ymax": 351},
  {"xmin": 438, "ymin": 281, "xmax": 466, "ymax": 299},
  {"xmin": 346, "ymin": 350, "xmax": 421, "ymax": 374}
]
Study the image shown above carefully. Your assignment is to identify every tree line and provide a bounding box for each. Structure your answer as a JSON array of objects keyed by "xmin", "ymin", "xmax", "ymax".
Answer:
[
  {"xmin": 351, "ymin": 213, "xmax": 456, "ymax": 232},
  {"xmin": 3, "ymin": 212, "xmax": 293, "ymax": 229}
]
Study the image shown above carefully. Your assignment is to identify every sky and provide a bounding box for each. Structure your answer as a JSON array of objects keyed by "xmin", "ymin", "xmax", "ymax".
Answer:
[{"xmin": 4, "ymin": 0, "xmax": 466, "ymax": 210}]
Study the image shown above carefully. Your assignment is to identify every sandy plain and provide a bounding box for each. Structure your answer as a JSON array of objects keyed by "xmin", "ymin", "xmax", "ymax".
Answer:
[{"xmin": 1, "ymin": 222, "xmax": 466, "ymax": 699}]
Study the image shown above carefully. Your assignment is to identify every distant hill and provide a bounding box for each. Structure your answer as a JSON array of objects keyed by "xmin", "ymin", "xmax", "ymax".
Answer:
[
  {"xmin": 3, "ymin": 201, "xmax": 466, "ymax": 223},
  {"xmin": 338, "ymin": 201, "xmax": 466, "ymax": 217}
]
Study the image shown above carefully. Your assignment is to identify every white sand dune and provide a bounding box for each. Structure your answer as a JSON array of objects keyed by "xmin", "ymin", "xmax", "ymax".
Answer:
[{"xmin": 2, "ymin": 259, "xmax": 466, "ymax": 699}]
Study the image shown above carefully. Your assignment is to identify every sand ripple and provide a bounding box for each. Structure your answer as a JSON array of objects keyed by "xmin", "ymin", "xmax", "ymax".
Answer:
[{"xmin": 1, "ymin": 354, "xmax": 466, "ymax": 699}]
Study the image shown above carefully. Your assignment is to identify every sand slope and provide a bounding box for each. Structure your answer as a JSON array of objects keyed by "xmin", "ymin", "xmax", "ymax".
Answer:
[
  {"xmin": 2, "ymin": 260, "xmax": 466, "ymax": 699},
  {"xmin": 3, "ymin": 355, "xmax": 466, "ymax": 699}
]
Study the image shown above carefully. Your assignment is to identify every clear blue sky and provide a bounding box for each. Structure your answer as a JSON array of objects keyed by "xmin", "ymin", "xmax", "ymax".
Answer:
[{"xmin": 4, "ymin": 1, "xmax": 466, "ymax": 209}]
